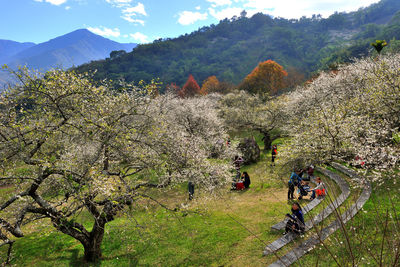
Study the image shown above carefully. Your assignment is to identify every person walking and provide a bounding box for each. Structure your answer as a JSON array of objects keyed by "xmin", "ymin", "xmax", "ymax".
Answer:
[
  {"xmin": 188, "ymin": 181, "xmax": 195, "ymax": 200},
  {"xmin": 271, "ymin": 144, "xmax": 278, "ymax": 166}
]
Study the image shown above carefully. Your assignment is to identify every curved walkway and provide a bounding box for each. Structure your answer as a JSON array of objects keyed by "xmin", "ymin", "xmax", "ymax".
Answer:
[
  {"xmin": 264, "ymin": 167, "xmax": 351, "ymax": 256},
  {"xmin": 268, "ymin": 164, "xmax": 372, "ymax": 266}
]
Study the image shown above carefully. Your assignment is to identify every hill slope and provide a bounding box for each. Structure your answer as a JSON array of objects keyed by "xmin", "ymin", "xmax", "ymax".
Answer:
[
  {"xmin": 76, "ymin": 0, "xmax": 400, "ymax": 87},
  {"xmin": 4, "ymin": 29, "xmax": 137, "ymax": 71}
]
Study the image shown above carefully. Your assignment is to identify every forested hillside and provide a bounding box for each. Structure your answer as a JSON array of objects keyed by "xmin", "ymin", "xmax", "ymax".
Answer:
[{"xmin": 76, "ymin": 0, "xmax": 400, "ymax": 87}]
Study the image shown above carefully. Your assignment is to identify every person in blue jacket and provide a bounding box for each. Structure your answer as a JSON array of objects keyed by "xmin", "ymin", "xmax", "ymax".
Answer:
[{"xmin": 288, "ymin": 169, "xmax": 302, "ymax": 200}]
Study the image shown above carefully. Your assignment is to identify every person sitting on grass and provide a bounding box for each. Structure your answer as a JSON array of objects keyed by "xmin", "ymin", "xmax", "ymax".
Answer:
[
  {"xmin": 242, "ymin": 172, "xmax": 251, "ymax": 189},
  {"xmin": 310, "ymin": 176, "xmax": 326, "ymax": 200},
  {"xmin": 288, "ymin": 169, "xmax": 302, "ymax": 200},
  {"xmin": 283, "ymin": 202, "xmax": 305, "ymax": 235},
  {"xmin": 231, "ymin": 171, "xmax": 241, "ymax": 190},
  {"xmin": 297, "ymin": 180, "xmax": 311, "ymax": 200}
]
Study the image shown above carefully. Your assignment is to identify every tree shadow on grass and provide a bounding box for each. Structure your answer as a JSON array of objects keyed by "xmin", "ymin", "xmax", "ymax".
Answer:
[{"xmin": 41, "ymin": 249, "xmax": 139, "ymax": 267}]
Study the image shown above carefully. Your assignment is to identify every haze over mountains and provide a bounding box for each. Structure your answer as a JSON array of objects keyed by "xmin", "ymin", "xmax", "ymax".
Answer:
[
  {"xmin": 0, "ymin": 40, "xmax": 36, "ymax": 63},
  {"xmin": 1, "ymin": 29, "xmax": 136, "ymax": 71},
  {"xmin": 0, "ymin": 29, "xmax": 136, "ymax": 87}
]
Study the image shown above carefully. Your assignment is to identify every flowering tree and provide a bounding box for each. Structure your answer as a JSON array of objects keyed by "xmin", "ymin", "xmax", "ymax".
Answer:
[
  {"xmin": 219, "ymin": 90, "xmax": 286, "ymax": 150},
  {"xmin": 281, "ymin": 53, "xmax": 400, "ymax": 266},
  {"xmin": 285, "ymin": 54, "xmax": 400, "ymax": 171},
  {"xmin": 239, "ymin": 60, "xmax": 288, "ymax": 95},
  {"xmin": 165, "ymin": 82, "xmax": 181, "ymax": 95},
  {"xmin": 0, "ymin": 68, "xmax": 233, "ymax": 263}
]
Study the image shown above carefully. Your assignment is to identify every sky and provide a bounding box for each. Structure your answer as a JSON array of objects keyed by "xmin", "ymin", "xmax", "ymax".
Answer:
[{"xmin": 0, "ymin": 0, "xmax": 381, "ymax": 44}]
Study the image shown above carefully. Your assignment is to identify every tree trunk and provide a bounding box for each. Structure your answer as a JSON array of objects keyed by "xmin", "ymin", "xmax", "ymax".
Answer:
[
  {"xmin": 262, "ymin": 132, "xmax": 272, "ymax": 151},
  {"xmin": 83, "ymin": 223, "xmax": 105, "ymax": 262}
]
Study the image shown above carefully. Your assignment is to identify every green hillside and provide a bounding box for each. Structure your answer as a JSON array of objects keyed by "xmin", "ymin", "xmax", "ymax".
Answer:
[{"xmin": 76, "ymin": 0, "xmax": 400, "ymax": 87}]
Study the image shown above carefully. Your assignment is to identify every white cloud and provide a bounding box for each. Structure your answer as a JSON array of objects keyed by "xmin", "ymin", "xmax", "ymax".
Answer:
[
  {"xmin": 240, "ymin": 0, "xmax": 380, "ymax": 19},
  {"xmin": 34, "ymin": 0, "xmax": 67, "ymax": 5},
  {"xmin": 121, "ymin": 3, "xmax": 147, "ymax": 25},
  {"xmin": 121, "ymin": 16, "xmax": 145, "ymax": 25},
  {"xmin": 195, "ymin": 6, "xmax": 201, "ymax": 10},
  {"xmin": 178, "ymin": 11, "xmax": 208, "ymax": 25},
  {"xmin": 106, "ymin": 0, "xmax": 133, "ymax": 3},
  {"xmin": 105, "ymin": 0, "xmax": 133, "ymax": 8},
  {"xmin": 208, "ymin": 7, "xmax": 242, "ymax": 20},
  {"xmin": 122, "ymin": 2, "xmax": 147, "ymax": 16},
  {"xmin": 106, "ymin": 1, "xmax": 147, "ymax": 24},
  {"xmin": 130, "ymin": 32, "xmax": 149, "ymax": 43},
  {"xmin": 87, "ymin": 26, "xmax": 121, "ymax": 38},
  {"xmin": 206, "ymin": 0, "xmax": 232, "ymax": 7},
  {"xmin": 65, "ymin": 6, "xmax": 71, "ymax": 10}
]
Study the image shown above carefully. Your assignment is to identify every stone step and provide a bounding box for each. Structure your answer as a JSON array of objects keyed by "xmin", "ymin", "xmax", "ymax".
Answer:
[
  {"xmin": 271, "ymin": 177, "xmax": 321, "ymax": 231},
  {"xmin": 263, "ymin": 167, "xmax": 350, "ymax": 256},
  {"xmin": 268, "ymin": 164, "xmax": 372, "ymax": 266}
]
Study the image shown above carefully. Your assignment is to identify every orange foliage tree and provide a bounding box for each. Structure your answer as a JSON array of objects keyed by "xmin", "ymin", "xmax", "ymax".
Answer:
[
  {"xmin": 240, "ymin": 60, "xmax": 288, "ymax": 95},
  {"xmin": 179, "ymin": 74, "xmax": 201, "ymax": 98},
  {"xmin": 200, "ymin": 76, "xmax": 219, "ymax": 95}
]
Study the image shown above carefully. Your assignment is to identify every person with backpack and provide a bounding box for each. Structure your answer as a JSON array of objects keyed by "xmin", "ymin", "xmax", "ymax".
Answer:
[
  {"xmin": 271, "ymin": 144, "xmax": 278, "ymax": 166},
  {"xmin": 283, "ymin": 202, "xmax": 305, "ymax": 235},
  {"xmin": 288, "ymin": 169, "xmax": 302, "ymax": 200}
]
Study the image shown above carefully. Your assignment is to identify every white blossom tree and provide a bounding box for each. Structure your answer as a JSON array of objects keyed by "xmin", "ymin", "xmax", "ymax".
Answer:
[
  {"xmin": 282, "ymin": 53, "xmax": 400, "ymax": 266},
  {"xmin": 219, "ymin": 90, "xmax": 287, "ymax": 150},
  {"xmin": 0, "ymin": 68, "xmax": 234, "ymax": 263},
  {"xmin": 285, "ymin": 54, "xmax": 400, "ymax": 171}
]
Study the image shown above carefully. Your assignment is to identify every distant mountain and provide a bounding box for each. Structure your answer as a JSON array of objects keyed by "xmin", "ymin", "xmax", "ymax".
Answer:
[
  {"xmin": 75, "ymin": 0, "xmax": 400, "ymax": 87},
  {"xmin": 0, "ymin": 40, "xmax": 36, "ymax": 63},
  {"xmin": 2, "ymin": 29, "xmax": 137, "ymax": 72}
]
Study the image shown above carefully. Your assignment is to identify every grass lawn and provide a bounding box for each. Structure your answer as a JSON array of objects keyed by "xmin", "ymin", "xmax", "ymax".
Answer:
[{"xmin": 0, "ymin": 134, "xmax": 366, "ymax": 266}]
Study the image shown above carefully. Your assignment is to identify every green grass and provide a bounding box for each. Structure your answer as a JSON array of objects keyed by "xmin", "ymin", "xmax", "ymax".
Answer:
[
  {"xmin": 1, "ymin": 136, "xmax": 380, "ymax": 267},
  {"xmin": 1, "ymin": 147, "xmax": 294, "ymax": 266}
]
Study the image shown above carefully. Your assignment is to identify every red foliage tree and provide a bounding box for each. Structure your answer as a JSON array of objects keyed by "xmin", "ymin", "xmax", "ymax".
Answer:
[{"xmin": 179, "ymin": 74, "xmax": 201, "ymax": 98}]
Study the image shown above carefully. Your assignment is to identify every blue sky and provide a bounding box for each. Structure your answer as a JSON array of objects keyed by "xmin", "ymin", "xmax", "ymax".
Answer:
[{"xmin": 0, "ymin": 0, "xmax": 380, "ymax": 44}]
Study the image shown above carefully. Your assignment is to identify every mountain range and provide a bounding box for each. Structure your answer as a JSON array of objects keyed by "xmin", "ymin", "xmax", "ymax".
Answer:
[
  {"xmin": 75, "ymin": 0, "xmax": 400, "ymax": 88},
  {"xmin": 0, "ymin": 29, "xmax": 136, "ymax": 87}
]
